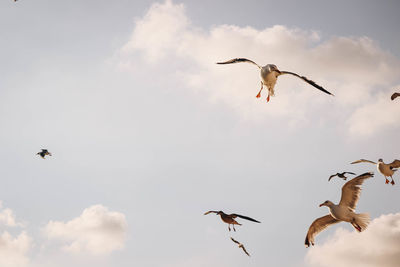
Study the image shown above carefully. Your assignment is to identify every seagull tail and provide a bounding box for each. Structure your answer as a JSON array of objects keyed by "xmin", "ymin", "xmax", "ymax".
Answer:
[{"xmin": 354, "ymin": 213, "xmax": 370, "ymax": 232}]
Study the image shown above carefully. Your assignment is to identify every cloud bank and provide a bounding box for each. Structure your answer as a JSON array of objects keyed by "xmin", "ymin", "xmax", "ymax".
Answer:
[
  {"xmin": 118, "ymin": 0, "xmax": 400, "ymax": 135},
  {"xmin": 305, "ymin": 213, "xmax": 400, "ymax": 267},
  {"xmin": 44, "ymin": 205, "xmax": 127, "ymax": 255},
  {"xmin": 0, "ymin": 231, "xmax": 32, "ymax": 267}
]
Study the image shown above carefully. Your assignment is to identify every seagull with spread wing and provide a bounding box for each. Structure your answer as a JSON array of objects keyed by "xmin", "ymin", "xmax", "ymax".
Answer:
[
  {"xmin": 391, "ymin": 92, "xmax": 400, "ymax": 100},
  {"xmin": 305, "ymin": 172, "xmax": 373, "ymax": 247},
  {"xmin": 216, "ymin": 58, "xmax": 333, "ymax": 102},
  {"xmin": 328, "ymin": 172, "xmax": 356, "ymax": 181},
  {"xmin": 204, "ymin": 210, "xmax": 260, "ymax": 231},
  {"xmin": 230, "ymin": 237, "xmax": 250, "ymax": 256},
  {"xmin": 351, "ymin": 159, "xmax": 400, "ymax": 185},
  {"xmin": 36, "ymin": 149, "xmax": 52, "ymax": 159}
]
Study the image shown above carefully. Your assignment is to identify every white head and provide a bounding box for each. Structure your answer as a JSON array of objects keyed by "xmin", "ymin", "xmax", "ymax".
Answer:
[
  {"xmin": 267, "ymin": 64, "xmax": 281, "ymax": 75},
  {"xmin": 319, "ymin": 200, "xmax": 334, "ymax": 208}
]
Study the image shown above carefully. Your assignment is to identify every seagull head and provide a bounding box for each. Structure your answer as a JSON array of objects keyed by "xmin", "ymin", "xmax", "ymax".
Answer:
[
  {"xmin": 378, "ymin": 158, "xmax": 383, "ymax": 163},
  {"xmin": 319, "ymin": 200, "xmax": 333, "ymax": 207},
  {"xmin": 267, "ymin": 64, "xmax": 281, "ymax": 75}
]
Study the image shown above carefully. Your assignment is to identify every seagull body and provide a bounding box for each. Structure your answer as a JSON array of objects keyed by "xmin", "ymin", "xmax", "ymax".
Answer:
[
  {"xmin": 217, "ymin": 58, "xmax": 333, "ymax": 102},
  {"xmin": 391, "ymin": 92, "xmax": 400, "ymax": 100},
  {"xmin": 351, "ymin": 159, "xmax": 400, "ymax": 185},
  {"xmin": 37, "ymin": 149, "xmax": 52, "ymax": 159},
  {"xmin": 305, "ymin": 172, "xmax": 373, "ymax": 247},
  {"xmin": 230, "ymin": 237, "xmax": 250, "ymax": 256},
  {"xmin": 328, "ymin": 172, "xmax": 356, "ymax": 181},
  {"xmin": 204, "ymin": 210, "xmax": 260, "ymax": 231}
]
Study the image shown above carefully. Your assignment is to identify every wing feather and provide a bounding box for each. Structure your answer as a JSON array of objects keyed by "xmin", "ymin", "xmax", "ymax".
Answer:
[
  {"xmin": 204, "ymin": 211, "xmax": 218, "ymax": 215},
  {"xmin": 217, "ymin": 58, "xmax": 261, "ymax": 69},
  {"xmin": 280, "ymin": 71, "xmax": 334, "ymax": 96},
  {"xmin": 305, "ymin": 215, "xmax": 339, "ymax": 247},
  {"xmin": 328, "ymin": 174, "xmax": 337, "ymax": 181},
  {"xmin": 389, "ymin": 159, "xmax": 400, "ymax": 169},
  {"xmin": 339, "ymin": 172, "xmax": 373, "ymax": 211},
  {"xmin": 351, "ymin": 159, "xmax": 377, "ymax": 165},
  {"xmin": 231, "ymin": 213, "xmax": 261, "ymax": 223},
  {"xmin": 391, "ymin": 92, "xmax": 400, "ymax": 100}
]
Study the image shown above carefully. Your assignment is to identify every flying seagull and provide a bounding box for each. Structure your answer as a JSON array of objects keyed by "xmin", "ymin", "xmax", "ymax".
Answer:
[
  {"xmin": 230, "ymin": 237, "xmax": 250, "ymax": 256},
  {"xmin": 216, "ymin": 58, "xmax": 333, "ymax": 102},
  {"xmin": 391, "ymin": 92, "xmax": 400, "ymax": 100},
  {"xmin": 351, "ymin": 159, "xmax": 400, "ymax": 185},
  {"xmin": 37, "ymin": 149, "xmax": 52, "ymax": 159},
  {"xmin": 305, "ymin": 172, "xmax": 373, "ymax": 247},
  {"xmin": 328, "ymin": 172, "xmax": 356, "ymax": 181},
  {"xmin": 204, "ymin": 210, "xmax": 260, "ymax": 231}
]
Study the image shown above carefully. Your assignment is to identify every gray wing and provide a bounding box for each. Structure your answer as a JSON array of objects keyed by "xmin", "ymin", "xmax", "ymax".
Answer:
[
  {"xmin": 351, "ymin": 159, "xmax": 377, "ymax": 165},
  {"xmin": 232, "ymin": 213, "xmax": 261, "ymax": 223},
  {"xmin": 279, "ymin": 71, "xmax": 334, "ymax": 96},
  {"xmin": 389, "ymin": 159, "xmax": 400, "ymax": 169},
  {"xmin": 305, "ymin": 215, "xmax": 339, "ymax": 247},
  {"xmin": 328, "ymin": 174, "xmax": 337, "ymax": 181},
  {"xmin": 217, "ymin": 58, "xmax": 261, "ymax": 69},
  {"xmin": 391, "ymin": 92, "xmax": 400, "ymax": 100},
  {"xmin": 339, "ymin": 172, "xmax": 373, "ymax": 211}
]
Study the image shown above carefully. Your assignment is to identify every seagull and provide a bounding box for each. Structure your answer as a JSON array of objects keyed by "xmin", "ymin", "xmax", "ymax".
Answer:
[
  {"xmin": 230, "ymin": 237, "xmax": 250, "ymax": 256},
  {"xmin": 305, "ymin": 172, "xmax": 373, "ymax": 247},
  {"xmin": 216, "ymin": 58, "xmax": 333, "ymax": 102},
  {"xmin": 391, "ymin": 92, "xmax": 400, "ymax": 100},
  {"xmin": 328, "ymin": 172, "xmax": 356, "ymax": 181},
  {"xmin": 351, "ymin": 159, "xmax": 400, "ymax": 185},
  {"xmin": 204, "ymin": 210, "xmax": 260, "ymax": 231},
  {"xmin": 37, "ymin": 149, "xmax": 52, "ymax": 159}
]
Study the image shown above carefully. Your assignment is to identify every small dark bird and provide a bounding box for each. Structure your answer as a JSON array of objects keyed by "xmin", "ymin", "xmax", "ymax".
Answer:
[
  {"xmin": 391, "ymin": 92, "xmax": 400, "ymax": 100},
  {"xmin": 204, "ymin": 210, "xmax": 260, "ymax": 231},
  {"xmin": 230, "ymin": 237, "xmax": 250, "ymax": 256},
  {"xmin": 328, "ymin": 172, "xmax": 356, "ymax": 181},
  {"xmin": 37, "ymin": 149, "xmax": 52, "ymax": 159}
]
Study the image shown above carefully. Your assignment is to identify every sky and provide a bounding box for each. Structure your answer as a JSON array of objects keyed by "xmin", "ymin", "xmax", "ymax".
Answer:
[{"xmin": 0, "ymin": 0, "xmax": 399, "ymax": 266}]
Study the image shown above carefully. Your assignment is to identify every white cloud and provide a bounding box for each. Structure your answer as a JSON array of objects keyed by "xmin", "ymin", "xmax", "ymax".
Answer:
[
  {"xmin": 117, "ymin": 0, "xmax": 400, "ymax": 135},
  {"xmin": 305, "ymin": 213, "xmax": 400, "ymax": 267},
  {"xmin": 0, "ymin": 201, "xmax": 24, "ymax": 228},
  {"xmin": 44, "ymin": 205, "xmax": 127, "ymax": 255},
  {"xmin": 0, "ymin": 231, "xmax": 32, "ymax": 267}
]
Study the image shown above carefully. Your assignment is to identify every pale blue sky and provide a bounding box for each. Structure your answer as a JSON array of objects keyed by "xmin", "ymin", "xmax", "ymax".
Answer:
[{"xmin": 0, "ymin": 1, "xmax": 399, "ymax": 267}]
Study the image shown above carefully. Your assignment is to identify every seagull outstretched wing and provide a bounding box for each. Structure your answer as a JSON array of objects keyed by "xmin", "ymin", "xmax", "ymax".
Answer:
[
  {"xmin": 391, "ymin": 92, "xmax": 400, "ymax": 100},
  {"xmin": 279, "ymin": 71, "xmax": 333, "ymax": 96},
  {"xmin": 305, "ymin": 215, "xmax": 339, "ymax": 247},
  {"xmin": 339, "ymin": 172, "xmax": 373, "ymax": 211},
  {"xmin": 231, "ymin": 213, "xmax": 261, "ymax": 223},
  {"xmin": 351, "ymin": 159, "xmax": 377, "ymax": 165},
  {"xmin": 217, "ymin": 58, "xmax": 261, "ymax": 69}
]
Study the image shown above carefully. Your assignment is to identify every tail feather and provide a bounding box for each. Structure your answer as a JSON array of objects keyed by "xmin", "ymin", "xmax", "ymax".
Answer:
[{"xmin": 354, "ymin": 213, "xmax": 370, "ymax": 231}]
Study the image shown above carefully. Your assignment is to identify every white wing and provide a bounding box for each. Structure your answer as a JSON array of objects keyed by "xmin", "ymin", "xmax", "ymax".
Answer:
[
  {"xmin": 339, "ymin": 172, "xmax": 373, "ymax": 211},
  {"xmin": 305, "ymin": 215, "xmax": 339, "ymax": 247}
]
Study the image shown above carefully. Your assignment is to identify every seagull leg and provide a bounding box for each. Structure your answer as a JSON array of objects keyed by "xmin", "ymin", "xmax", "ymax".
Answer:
[
  {"xmin": 233, "ymin": 225, "xmax": 236, "ymax": 232},
  {"xmin": 256, "ymin": 82, "xmax": 263, "ymax": 98},
  {"xmin": 228, "ymin": 225, "xmax": 231, "ymax": 232},
  {"xmin": 390, "ymin": 176, "xmax": 395, "ymax": 185},
  {"xmin": 385, "ymin": 178, "xmax": 390, "ymax": 184},
  {"xmin": 266, "ymin": 94, "xmax": 270, "ymax": 102}
]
